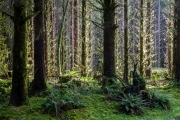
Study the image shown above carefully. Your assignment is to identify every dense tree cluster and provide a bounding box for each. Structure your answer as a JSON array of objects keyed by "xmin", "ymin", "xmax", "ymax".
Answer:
[{"xmin": 0, "ymin": 0, "xmax": 179, "ymax": 106}]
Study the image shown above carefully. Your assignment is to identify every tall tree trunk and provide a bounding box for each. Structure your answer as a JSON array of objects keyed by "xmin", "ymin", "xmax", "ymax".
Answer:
[
  {"xmin": 173, "ymin": 0, "xmax": 180, "ymax": 82},
  {"xmin": 139, "ymin": 0, "xmax": 144, "ymax": 76},
  {"xmin": 123, "ymin": 0, "xmax": 128, "ymax": 82},
  {"xmin": 145, "ymin": 0, "xmax": 151, "ymax": 77},
  {"xmin": 33, "ymin": 0, "xmax": 47, "ymax": 92},
  {"xmin": 9, "ymin": 0, "xmax": 29, "ymax": 106},
  {"xmin": 70, "ymin": 1, "xmax": 73, "ymax": 70},
  {"xmin": 102, "ymin": 0, "xmax": 117, "ymax": 87},
  {"xmin": 157, "ymin": 0, "xmax": 161, "ymax": 67},
  {"xmin": 81, "ymin": 0, "xmax": 86, "ymax": 76},
  {"xmin": 57, "ymin": 0, "xmax": 69, "ymax": 75},
  {"xmin": 73, "ymin": 0, "xmax": 79, "ymax": 67},
  {"xmin": 167, "ymin": 0, "xmax": 172, "ymax": 76}
]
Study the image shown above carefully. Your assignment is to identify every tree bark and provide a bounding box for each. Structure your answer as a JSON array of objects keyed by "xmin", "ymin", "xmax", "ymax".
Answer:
[
  {"xmin": 145, "ymin": 0, "xmax": 151, "ymax": 77},
  {"xmin": 102, "ymin": 0, "xmax": 117, "ymax": 87},
  {"xmin": 9, "ymin": 0, "xmax": 29, "ymax": 106},
  {"xmin": 139, "ymin": 0, "xmax": 144, "ymax": 76},
  {"xmin": 167, "ymin": 0, "xmax": 172, "ymax": 76},
  {"xmin": 173, "ymin": 0, "xmax": 180, "ymax": 82},
  {"xmin": 81, "ymin": 0, "xmax": 86, "ymax": 76},
  {"xmin": 73, "ymin": 0, "xmax": 79, "ymax": 67},
  {"xmin": 123, "ymin": 0, "xmax": 128, "ymax": 82},
  {"xmin": 157, "ymin": 0, "xmax": 161, "ymax": 67},
  {"xmin": 33, "ymin": 0, "xmax": 47, "ymax": 92},
  {"xmin": 57, "ymin": 0, "xmax": 69, "ymax": 75}
]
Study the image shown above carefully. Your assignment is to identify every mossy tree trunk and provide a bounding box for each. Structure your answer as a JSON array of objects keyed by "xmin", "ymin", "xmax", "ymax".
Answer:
[
  {"xmin": 173, "ymin": 0, "xmax": 180, "ymax": 82},
  {"xmin": 81, "ymin": 0, "xmax": 86, "ymax": 76},
  {"xmin": 123, "ymin": 0, "xmax": 128, "ymax": 82},
  {"xmin": 57, "ymin": 0, "xmax": 69, "ymax": 75},
  {"xmin": 139, "ymin": 0, "xmax": 144, "ymax": 76},
  {"xmin": 73, "ymin": 0, "xmax": 79, "ymax": 68},
  {"xmin": 145, "ymin": 0, "xmax": 151, "ymax": 77},
  {"xmin": 33, "ymin": 0, "xmax": 47, "ymax": 92},
  {"xmin": 9, "ymin": 0, "xmax": 29, "ymax": 106},
  {"xmin": 132, "ymin": 63, "xmax": 146, "ymax": 94},
  {"xmin": 167, "ymin": 0, "xmax": 172, "ymax": 76},
  {"xmin": 102, "ymin": 0, "xmax": 117, "ymax": 87}
]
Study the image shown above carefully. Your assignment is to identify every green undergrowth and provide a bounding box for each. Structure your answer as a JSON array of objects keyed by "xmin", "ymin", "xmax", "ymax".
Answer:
[
  {"xmin": 67, "ymin": 86, "xmax": 180, "ymax": 120},
  {"xmin": 0, "ymin": 77, "xmax": 180, "ymax": 120},
  {"xmin": 0, "ymin": 97, "xmax": 55, "ymax": 120}
]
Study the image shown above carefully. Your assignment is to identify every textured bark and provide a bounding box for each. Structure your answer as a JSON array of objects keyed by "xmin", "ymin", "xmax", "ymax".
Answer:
[
  {"xmin": 145, "ymin": 0, "xmax": 151, "ymax": 77},
  {"xmin": 139, "ymin": 0, "xmax": 144, "ymax": 76},
  {"xmin": 33, "ymin": 0, "xmax": 47, "ymax": 92},
  {"xmin": 157, "ymin": 0, "xmax": 161, "ymax": 67},
  {"xmin": 81, "ymin": 0, "xmax": 86, "ymax": 76},
  {"xmin": 102, "ymin": 0, "xmax": 116, "ymax": 87},
  {"xmin": 123, "ymin": 0, "xmax": 128, "ymax": 82},
  {"xmin": 57, "ymin": 0, "xmax": 69, "ymax": 75},
  {"xmin": 173, "ymin": 0, "xmax": 180, "ymax": 81},
  {"xmin": 70, "ymin": 1, "xmax": 73, "ymax": 70},
  {"xmin": 167, "ymin": 0, "xmax": 172, "ymax": 76},
  {"xmin": 44, "ymin": 0, "xmax": 48, "ymax": 76},
  {"xmin": 73, "ymin": 0, "xmax": 79, "ymax": 67},
  {"xmin": 9, "ymin": 1, "xmax": 29, "ymax": 106},
  {"xmin": 44, "ymin": 0, "xmax": 55, "ymax": 76}
]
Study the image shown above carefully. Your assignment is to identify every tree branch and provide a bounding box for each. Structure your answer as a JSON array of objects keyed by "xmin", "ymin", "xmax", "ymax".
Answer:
[{"xmin": 23, "ymin": 9, "xmax": 43, "ymax": 21}]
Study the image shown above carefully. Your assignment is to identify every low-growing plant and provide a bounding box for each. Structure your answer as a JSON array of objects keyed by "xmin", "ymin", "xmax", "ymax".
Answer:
[
  {"xmin": 153, "ymin": 93, "xmax": 171, "ymax": 110},
  {"xmin": 118, "ymin": 93, "xmax": 146, "ymax": 116},
  {"xmin": 42, "ymin": 88, "xmax": 85, "ymax": 117},
  {"xmin": 152, "ymin": 68, "xmax": 168, "ymax": 81},
  {"xmin": 141, "ymin": 90, "xmax": 171, "ymax": 110}
]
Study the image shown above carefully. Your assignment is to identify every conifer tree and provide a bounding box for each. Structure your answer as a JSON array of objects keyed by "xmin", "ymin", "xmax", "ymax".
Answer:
[
  {"xmin": 32, "ymin": 0, "xmax": 47, "ymax": 92},
  {"xmin": 102, "ymin": 0, "xmax": 117, "ymax": 87},
  {"xmin": 9, "ymin": 0, "xmax": 29, "ymax": 106}
]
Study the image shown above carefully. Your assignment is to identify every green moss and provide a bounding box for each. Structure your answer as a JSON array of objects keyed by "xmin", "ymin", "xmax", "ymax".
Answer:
[
  {"xmin": 1, "ymin": 78, "xmax": 180, "ymax": 120},
  {"xmin": 67, "ymin": 87, "xmax": 180, "ymax": 120},
  {"xmin": 0, "ymin": 97, "xmax": 55, "ymax": 120}
]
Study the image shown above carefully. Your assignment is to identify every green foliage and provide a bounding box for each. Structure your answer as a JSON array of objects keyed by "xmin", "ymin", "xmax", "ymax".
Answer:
[
  {"xmin": 153, "ymin": 92, "xmax": 171, "ymax": 110},
  {"xmin": 152, "ymin": 68, "xmax": 168, "ymax": 81},
  {"xmin": 141, "ymin": 89, "xmax": 171, "ymax": 110},
  {"xmin": 0, "ymin": 23, "xmax": 9, "ymax": 77},
  {"xmin": 118, "ymin": 93, "xmax": 146, "ymax": 116},
  {"xmin": 0, "ymin": 97, "xmax": 54, "ymax": 120},
  {"xmin": 42, "ymin": 88, "xmax": 85, "ymax": 117},
  {"xmin": 58, "ymin": 71, "xmax": 79, "ymax": 83},
  {"xmin": 0, "ymin": 79, "xmax": 11, "ymax": 102}
]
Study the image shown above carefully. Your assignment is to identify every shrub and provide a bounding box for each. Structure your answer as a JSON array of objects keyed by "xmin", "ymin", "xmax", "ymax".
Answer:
[
  {"xmin": 42, "ymin": 88, "xmax": 85, "ymax": 117},
  {"xmin": 141, "ymin": 90, "xmax": 171, "ymax": 110},
  {"xmin": 153, "ymin": 93, "xmax": 171, "ymax": 110},
  {"xmin": 118, "ymin": 93, "xmax": 146, "ymax": 116},
  {"xmin": 152, "ymin": 68, "xmax": 168, "ymax": 80}
]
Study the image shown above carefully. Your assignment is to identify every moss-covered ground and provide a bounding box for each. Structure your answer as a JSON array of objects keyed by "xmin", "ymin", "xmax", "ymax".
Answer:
[
  {"xmin": 66, "ymin": 86, "xmax": 180, "ymax": 120},
  {"xmin": 0, "ymin": 78, "xmax": 180, "ymax": 120}
]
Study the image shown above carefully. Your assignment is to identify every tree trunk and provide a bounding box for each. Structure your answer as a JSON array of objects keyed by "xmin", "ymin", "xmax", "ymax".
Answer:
[
  {"xmin": 73, "ymin": 0, "xmax": 79, "ymax": 67},
  {"xmin": 9, "ymin": 0, "xmax": 29, "ymax": 106},
  {"xmin": 167, "ymin": 0, "xmax": 172, "ymax": 76},
  {"xmin": 33, "ymin": 0, "xmax": 47, "ymax": 92},
  {"xmin": 57, "ymin": 0, "xmax": 69, "ymax": 75},
  {"xmin": 81, "ymin": 0, "xmax": 86, "ymax": 76},
  {"xmin": 139, "ymin": 0, "xmax": 144, "ymax": 76},
  {"xmin": 102, "ymin": 0, "xmax": 117, "ymax": 87},
  {"xmin": 145, "ymin": 0, "xmax": 151, "ymax": 77},
  {"xmin": 157, "ymin": 0, "xmax": 161, "ymax": 67},
  {"xmin": 123, "ymin": 0, "xmax": 128, "ymax": 82},
  {"xmin": 173, "ymin": 0, "xmax": 180, "ymax": 82},
  {"xmin": 70, "ymin": 1, "xmax": 73, "ymax": 70}
]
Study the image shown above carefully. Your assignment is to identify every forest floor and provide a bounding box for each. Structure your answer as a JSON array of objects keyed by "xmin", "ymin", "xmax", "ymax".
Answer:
[{"xmin": 0, "ymin": 78, "xmax": 180, "ymax": 120}]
